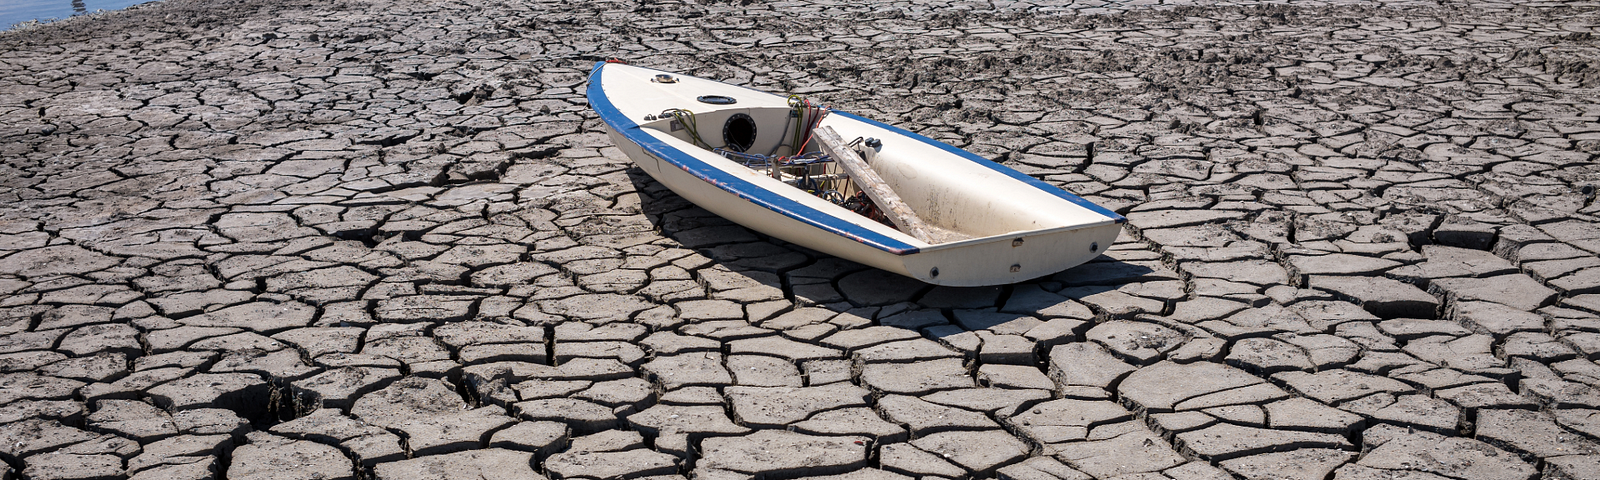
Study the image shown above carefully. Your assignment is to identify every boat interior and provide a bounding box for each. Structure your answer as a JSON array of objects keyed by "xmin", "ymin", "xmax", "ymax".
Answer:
[
  {"xmin": 636, "ymin": 99, "xmax": 1108, "ymax": 246},
  {"xmin": 638, "ymin": 103, "xmax": 948, "ymax": 233}
]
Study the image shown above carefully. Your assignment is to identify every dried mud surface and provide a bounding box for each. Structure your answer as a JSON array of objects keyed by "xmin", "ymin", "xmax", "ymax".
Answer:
[{"xmin": 3, "ymin": 0, "xmax": 1600, "ymax": 479}]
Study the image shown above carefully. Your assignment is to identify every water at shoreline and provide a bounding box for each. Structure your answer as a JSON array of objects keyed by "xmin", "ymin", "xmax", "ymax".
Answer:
[{"xmin": 1, "ymin": 0, "xmax": 155, "ymax": 30}]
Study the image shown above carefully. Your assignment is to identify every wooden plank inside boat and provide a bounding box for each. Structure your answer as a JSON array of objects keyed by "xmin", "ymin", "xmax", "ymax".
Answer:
[{"xmin": 814, "ymin": 126, "xmax": 937, "ymax": 244}]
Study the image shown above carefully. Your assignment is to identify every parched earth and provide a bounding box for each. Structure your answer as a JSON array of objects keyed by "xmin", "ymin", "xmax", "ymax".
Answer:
[{"xmin": 2, "ymin": 0, "xmax": 1600, "ymax": 478}]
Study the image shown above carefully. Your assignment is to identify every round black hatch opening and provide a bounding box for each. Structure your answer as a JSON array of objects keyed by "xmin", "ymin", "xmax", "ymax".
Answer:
[
  {"xmin": 723, "ymin": 113, "xmax": 757, "ymax": 153},
  {"xmin": 698, "ymin": 95, "xmax": 737, "ymax": 105}
]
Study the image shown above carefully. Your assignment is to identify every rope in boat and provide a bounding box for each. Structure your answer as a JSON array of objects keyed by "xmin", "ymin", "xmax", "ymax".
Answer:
[
  {"xmin": 660, "ymin": 108, "xmax": 708, "ymax": 149},
  {"xmin": 712, "ymin": 149, "xmax": 833, "ymax": 168}
]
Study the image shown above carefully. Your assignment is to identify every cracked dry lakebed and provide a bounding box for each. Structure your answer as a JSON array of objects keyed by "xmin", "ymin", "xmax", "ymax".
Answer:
[{"xmin": 2, "ymin": 0, "xmax": 1600, "ymax": 479}]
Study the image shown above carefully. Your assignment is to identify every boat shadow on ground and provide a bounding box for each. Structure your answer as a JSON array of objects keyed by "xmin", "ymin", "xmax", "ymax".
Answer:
[{"xmin": 624, "ymin": 166, "xmax": 1162, "ymax": 341}]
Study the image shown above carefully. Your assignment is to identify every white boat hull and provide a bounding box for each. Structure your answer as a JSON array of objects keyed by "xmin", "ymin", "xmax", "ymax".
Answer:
[{"xmin": 588, "ymin": 62, "xmax": 1124, "ymax": 286}]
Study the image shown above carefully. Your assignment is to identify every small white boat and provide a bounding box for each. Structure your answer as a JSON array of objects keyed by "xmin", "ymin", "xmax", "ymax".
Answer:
[{"xmin": 586, "ymin": 62, "xmax": 1124, "ymax": 286}]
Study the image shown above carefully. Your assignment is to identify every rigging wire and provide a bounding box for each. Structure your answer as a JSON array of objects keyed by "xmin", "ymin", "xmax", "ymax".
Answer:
[
  {"xmin": 789, "ymin": 95, "xmax": 806, "ymax": 157},
  {"xmin": 767, "ymin": 97, "xmax": 798, "ymax": 156},
  {"xmin": 787, "ymin": 95, "xmax": 830, "ymax": 158}
]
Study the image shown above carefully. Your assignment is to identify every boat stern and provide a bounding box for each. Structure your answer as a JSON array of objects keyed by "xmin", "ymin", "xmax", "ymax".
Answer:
[{"xmin": 900, "ymin": 221, "xmax": 1123, "ymax": 286}]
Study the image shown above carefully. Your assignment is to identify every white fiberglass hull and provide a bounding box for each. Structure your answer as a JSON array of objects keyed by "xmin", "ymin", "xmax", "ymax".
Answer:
[{"xmin": 587, "ymin": 62, "xmax": 1124, "ymax": 286}]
